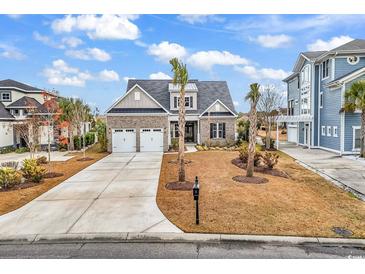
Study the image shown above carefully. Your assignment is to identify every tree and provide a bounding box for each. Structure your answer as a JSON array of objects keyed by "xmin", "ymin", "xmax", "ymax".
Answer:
[
  {"xmin": 344, "ymin": 80, "xmax": 365, "ymax": 157},
  {"xmin": 41, "ymin": 92, "xmax": 62, "ymax": 162},
  {"xmin": 95, "ymin": 118, "xmax": 107, "ymax": 152},
  {"xmin": 170, "ymin": 57, "xmax": 189, "ymax": 183},
  {"xmin": 71, "ymin": 98, "xmax": 91, "ymax": 159},
  {"xmin": 257, "ymin": 85, "xmax": 284, "ymax": 149},
  {"xmin": 59, "ymin": 98, "xmax": 76, "ymax": 151},
  {"xmin": 245, "ymin": 83, "xmax": 261, "ymax": 177}
]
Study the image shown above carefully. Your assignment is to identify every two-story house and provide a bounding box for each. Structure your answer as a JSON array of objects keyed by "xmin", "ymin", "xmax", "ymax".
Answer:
[
  {"xmin": 0, "ymin": 79, "xmax": 60, "ymax": 150},
  {"xmin": 280, "ymin": 39, "xmax": 365, "ymax": 155},
  {"xmin": 105, "ymin": 79, "xmax": 237, "ymax": 152}
]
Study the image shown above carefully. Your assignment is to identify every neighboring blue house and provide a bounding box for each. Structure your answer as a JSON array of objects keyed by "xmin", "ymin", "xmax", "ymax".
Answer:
[{"xmin": 279, "ymin": 39, "xmax": 365, "ymax": 155}]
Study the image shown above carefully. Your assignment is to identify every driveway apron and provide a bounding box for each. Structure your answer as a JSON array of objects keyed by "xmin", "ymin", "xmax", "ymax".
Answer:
[{"xmin": 0, "ymin": 152, "xmax": 181, "ymax": 236}]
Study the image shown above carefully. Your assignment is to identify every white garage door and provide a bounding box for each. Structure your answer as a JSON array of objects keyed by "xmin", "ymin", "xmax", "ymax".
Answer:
[
  {"xmin": 287, "ymin": 125, "xmax": 298, "ymax": 143},
  {"xmin": 112, "ymin": 129, "xmax": 136, "ymax": 152},
  {"xmin": 140, "ymin": 128, "xmax": 163, "ymax": 152}
]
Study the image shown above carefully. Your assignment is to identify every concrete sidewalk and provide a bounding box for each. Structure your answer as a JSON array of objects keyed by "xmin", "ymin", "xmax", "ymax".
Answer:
[
  {"xmin": 0, "ymin": 152, "xmax": 181, "ymax": 236},
  {"xmin": 0, "ymin": 151, "xmax": 73, "ymax": 165},
  {"xmin": 280, "ymin": 143, "xmax": 365, "ymax": 198}
]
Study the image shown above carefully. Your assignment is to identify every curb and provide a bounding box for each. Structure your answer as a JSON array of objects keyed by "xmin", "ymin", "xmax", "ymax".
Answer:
[{"xmin": 1, "ymin": 233, "xmax": 365, "ymax": 247}]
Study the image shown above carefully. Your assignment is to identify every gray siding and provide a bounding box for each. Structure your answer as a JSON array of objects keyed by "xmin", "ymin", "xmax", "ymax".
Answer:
[
  {"xmin": 344, "ymin": 112, "xmax": 361, "ymax": 152},
  {"xmin": 313, "ymin": 65, "xmax": 319, "ymax": 146},
  {"xmin": 114, "ymin": 86, "xmax": 161, "ymax": 109},
  {"xmin": 299, "ymin": 122, "xmax": 304, "ymax": 144},
  {"xmin": 335, "ymin": 57, "xmax": 365, "ymax": 79},
  {"xmin": 287, "ymin": 76, "xmax": 300, "ymax": 115}
]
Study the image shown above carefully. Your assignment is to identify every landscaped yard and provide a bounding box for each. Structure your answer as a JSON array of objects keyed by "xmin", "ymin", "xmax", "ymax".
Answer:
[
  {"xmin": 0, "ymin": 144, "xmax": 109, "ymax": 216},
  {"xmin": 157, "ymin": 150, "xmax": 365, "ymax": 238}
]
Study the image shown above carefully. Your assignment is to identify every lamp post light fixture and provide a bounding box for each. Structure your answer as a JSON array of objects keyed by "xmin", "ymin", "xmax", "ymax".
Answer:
[{"xmin": 193, "ymin": 176, "xmax": 200, "ymax": 225}]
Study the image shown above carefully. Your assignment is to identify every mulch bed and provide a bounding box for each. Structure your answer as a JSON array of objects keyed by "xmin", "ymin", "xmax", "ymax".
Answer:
[
  {"xmin": 232, "ymin": 175, "xmax": 268, "ymax": 184},
  {"xmin": 44, "ymin": 172, "xmax": 64, "ymax": 179},
  {"xmin": 76, "ymin": 157, "xmax": 94, "ymax": 162},
  {"xmin": 0, "ymin": 181, "xmax": 43, "ymax": 192},
  {"xmin": 231, "ymin": 158, "xmax": 289, "ymax": 178},
  {"xmin": 165, "ymin": 181, "xmax": 194, "ymax": 191}
]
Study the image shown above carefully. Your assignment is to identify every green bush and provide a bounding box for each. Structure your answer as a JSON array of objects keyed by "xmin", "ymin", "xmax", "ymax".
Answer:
[
  {"xmin": 85, "ymin": 132, "xmax": 95, "ymax": 146},
  {"xmin": 21, "ymin": 159, "xmax": 46, "ymax": 183},
  {"xmin": 36, "ymin": 156, "xmax": 48, "ymax": 165},
  {"xmin": 238, "ymin": 143, "xmax": 262, "ymax": 166},
  {"xmin": 171, "ymin": 138, "xmax": 179, "ymax": 150},
  {"xmin": 0, "ymin": 167, "xmax": 22, "ymax": 190},
  {"xmin": 262, "ymin": 152, "xmax": 279, "ymax": 169},
  {"xmin": 73, "ymin": 136, "xmax": 83, "ymax": 150},
  {"xmin": 1, "ymin": 161, "xmax": 19, "ymax": 170},
  {"xmin": 95, "ymin": 119, "xmax": 107, "ymax": 152},
  {"xmin": 0, "ymin": 146, "xmax": 16, "ymax": 154},
  {"xmin": 15, "ymin": 147, "xmax": 30, "ymax": 154}
]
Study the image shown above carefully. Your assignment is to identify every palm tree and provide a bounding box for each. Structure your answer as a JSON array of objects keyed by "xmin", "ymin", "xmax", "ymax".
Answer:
[
  {"xmin": 170, "ymin": 58, "xmax": 189, "ymax": 183},
  {"xmin": 344, "ymin": 80, "xmax": 365, "ymax": 157},
  {"xmin": 245, "ymin": 83, "xmax": 261, "ymax": 177}
]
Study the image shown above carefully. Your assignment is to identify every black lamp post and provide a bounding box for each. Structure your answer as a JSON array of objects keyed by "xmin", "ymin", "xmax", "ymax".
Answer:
[{"xmin": 193, "ymin": 176, "xmax": 200, "ymax": 225}]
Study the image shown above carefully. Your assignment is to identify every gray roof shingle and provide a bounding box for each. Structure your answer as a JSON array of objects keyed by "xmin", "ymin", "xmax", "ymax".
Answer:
[
  {"xmin": 0, "ymin": 102, "xmax": 14, "ymax": 120},
  {"xmin": 326, "ymin": 67, "xmax": 365, "ymax": 86},
  {"xmin": 0, "ymin": 79, "xmax": 42, "ymax": 91},
  {"xmin": 125, "ymin": 79, "xmax": 236, "ymax": 115},
  {"xmin": 330, "ymin": 39, "xmax": 365, "ymax": 52},
  {"xmin": 301, "ymin": 51, "xmax": 327, "ymax": 60},
  {"xmin": 7, "ymin": 96, "xmax": 48, "ymax": 113}
]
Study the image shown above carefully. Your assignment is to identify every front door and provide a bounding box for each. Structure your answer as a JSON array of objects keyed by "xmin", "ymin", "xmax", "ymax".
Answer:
[{"xmin": 185, "ymin": 122, "xmax": 194, "ymax": 143}]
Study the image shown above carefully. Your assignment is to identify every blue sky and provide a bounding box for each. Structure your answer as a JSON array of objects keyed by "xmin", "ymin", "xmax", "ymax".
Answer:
[{"xmin": 1, "ymin": 14, "xmax": 365, "ymax": 113}]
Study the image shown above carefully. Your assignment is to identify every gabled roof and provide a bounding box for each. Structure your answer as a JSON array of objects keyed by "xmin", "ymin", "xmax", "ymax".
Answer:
[
  {"xmin": 7, "ymin": 96, "xmax": 48, "ymax": 113},
  {"xmin": 301, "ymin": 51, "xmax": 327, "ymax": 60},
  {"xmin": 325, "ymin": 67, "xmax": 365, "ymax": 88},
  {"xmin": 331, "ymin": 39, "xmax": 365, "ymax": 52},
  {"xmin": 123, "ymin": 79, "xmax": 236, "ymax": 115},
  {"xmin": 0, "ymin": 79, "xmax": 42, "ymax": 91},
  {"xmin": 0, "ymin": 102, "xmax": 14, "ymax": 120}
]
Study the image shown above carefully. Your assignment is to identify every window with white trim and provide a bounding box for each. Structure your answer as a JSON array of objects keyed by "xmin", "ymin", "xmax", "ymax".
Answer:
[
  {"xmin": 327, "ymin": 126, "xmax": 332, "ymax": 136},
  {"xmin": 0, "ymin": 92, "xmax": 11, "ymax": 102},
  {"xmin": 321, "ymin": 126, "xmax": 326, "ymax": 136},
  {"xmin": 333, "ymin": 126, "xmax": 338, "ymax": 137},
  {"xmin": 134, "ymin": 91, "xmax": 140, "ymax": 101},
  {"xmin": 353, "ymin": 127, "xmax": 361, "ymax": 150},
  {"xmin": 210, "ymin": 123, "xmax": 226, "ymax": 139},
  {"xmin": 173, "ymin": 96, "xmax": 193, "ymax": 109},
  {"xmin": 322, "ymin": 60, "xmax": 329, "ymax": 79},
  {"xmin": 347, "ymin": 56, "xmax": 359, "ymax": 65},
  {"xmin": 320, "ymin": 92, "xmax": 323, "ymax": 108}
]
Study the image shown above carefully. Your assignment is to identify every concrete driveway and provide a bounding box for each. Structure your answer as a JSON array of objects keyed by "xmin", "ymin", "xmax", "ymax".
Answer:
[
  {"xmin": 0, "ymin": 152, "xmax": 181, "ymax": 236},
  {"xmin": 280, "ymin": 143, "xmax": 365, "ymax": 197}
]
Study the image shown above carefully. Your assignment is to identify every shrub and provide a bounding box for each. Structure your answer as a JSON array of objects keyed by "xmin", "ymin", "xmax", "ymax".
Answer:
[
  {"xmin": 36, "ymin": 156, "xmax": 48, "ymax": 165},
  {"xmin": 85, "ymin": 132, "xmax": 95, "ymax": 146},
  {"xmin": 262, "ymin": 152, "xmax": 279, "ymax": 169},
  {"xmin": 73, "ymin": 136, "xmax": 83, "ymax": 150},
  {"xmin": 15, "ymin": 147, "xmax": 30, "ymax": 154},
  {"xmin": 21, "ymin": 159, "xmax": 46, "ymax": 183},
  {"xmin": 0, "ymin": 167, "xmax": 22, "ymax": 190},
  {"xmin": 0, "ymin": 146, "xmax": 16, "ymax": 154},
  {"xmin": 1, "ymin": 161, "xmax": 19, "ymax": 170},
  {"xmin": 238, "ymin": 143, "xmax": 261, "ymax": 166},
  {"xmin": 171, "ymin": 138, "xmax": 179, "ymax": 150},
  {"xmin": 96, "ymin": 119, "xmax": 107, "ymax": 152}
]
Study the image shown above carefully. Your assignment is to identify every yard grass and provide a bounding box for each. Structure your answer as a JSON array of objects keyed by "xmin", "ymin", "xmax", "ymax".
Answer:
[
  {"xmin": 0, "ymin": 144, "xmax": 109, "ymax": 216},
  {"xmin": 157, "ymin": 150, "xmax": 365, "ymax": 238}
]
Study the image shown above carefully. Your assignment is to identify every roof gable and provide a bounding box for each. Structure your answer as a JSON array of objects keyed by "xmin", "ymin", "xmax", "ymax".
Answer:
[
  {"xmin": 0, "ymin": 79, "xmax": 42, "ymax": 92},
  {"xmin": 0, "ymin": 102, "xmax": 14, "ymax": 120}
]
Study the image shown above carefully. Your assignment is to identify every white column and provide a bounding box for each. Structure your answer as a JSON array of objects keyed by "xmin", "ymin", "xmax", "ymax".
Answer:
[
  {"xmin": 167, "ymin": 121, "xmax": 171, "ymax": 146},
  {"xmin": 197, "ymin": 119, "xmax": 200, "ymax": 144},
  {"xmin": 276, "ymin": 121, "xmax": 279, "ymax": 149},
  {"xmin": 308, "ymin": 122, "xmax": 311, "ymax": 149}
]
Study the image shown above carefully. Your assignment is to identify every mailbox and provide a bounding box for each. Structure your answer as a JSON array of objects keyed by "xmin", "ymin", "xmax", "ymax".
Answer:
[{"xmin": 193, "ymin": 176, "xmax": 199, "ymax": 200}]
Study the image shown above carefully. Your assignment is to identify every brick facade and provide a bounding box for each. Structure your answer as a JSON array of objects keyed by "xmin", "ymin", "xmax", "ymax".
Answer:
[
  {"xmin": 106, "ymin": 115, "xmax": 169, "ymax": 152},
  {"xmin": 199, "ymin": 117, "xmax": 236, "ymax": 146}
]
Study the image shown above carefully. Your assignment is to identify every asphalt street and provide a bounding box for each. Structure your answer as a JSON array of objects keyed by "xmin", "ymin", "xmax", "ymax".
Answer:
[{"xmin": 0, "ymin": 241, "xmax": 364, "ymax": 259}]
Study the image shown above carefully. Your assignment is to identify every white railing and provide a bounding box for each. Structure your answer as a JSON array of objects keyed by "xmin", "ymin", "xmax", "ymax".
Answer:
[{"xmin": 274, "ymin": 114, "xmax": 313, "ymax": 123}]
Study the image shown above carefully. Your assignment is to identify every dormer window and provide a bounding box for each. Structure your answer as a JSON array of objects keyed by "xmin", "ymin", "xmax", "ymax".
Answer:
[
  {"xmin": 347, "ymin": 56, "xmax": 359, "ymax": 65},
  {"xmin": 0, "ymin": 91, "xmax": 11, "ymax": 102},
  {"xmin": 173, "ymin": 95, "xmax": 193, "ymax": 109},
  {"xmin": 322, "ymin": 60, "xmax": 329, "ymax": 79}
]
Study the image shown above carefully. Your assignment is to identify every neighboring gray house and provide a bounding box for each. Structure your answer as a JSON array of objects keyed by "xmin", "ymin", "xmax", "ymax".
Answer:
[
  {"xmin": 280, "ymin": 39, "xmax": 365, "ymax": 155},
  {"xmin": 105, "ymin": 79, "xmax": 237, "ymax": 152}
]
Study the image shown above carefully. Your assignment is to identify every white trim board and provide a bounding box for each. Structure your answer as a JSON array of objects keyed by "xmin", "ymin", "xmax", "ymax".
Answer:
[{"xmin": 199, "ymin": 99, "xmax": 237, "ymax": 118}]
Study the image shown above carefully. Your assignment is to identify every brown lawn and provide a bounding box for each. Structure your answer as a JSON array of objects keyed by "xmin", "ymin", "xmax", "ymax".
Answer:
[
  {"xmin": 0, "ymin": 144, "xmax": 109, "ymax": 216},
  {"xmin": 258, "ymin": 129, "xmax": 287, "ymax": 141},
  {"xmin": 157, "ymin": 150, "xmax": 365, "ymax": 238}
]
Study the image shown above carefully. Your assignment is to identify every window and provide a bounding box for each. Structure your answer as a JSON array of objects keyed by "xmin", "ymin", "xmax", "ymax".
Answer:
[
  {"xmin": 173, "ymin": 96, "xmax": 193, "ymax": 108},
  {"xmin": 321, "ymin": 126, "xmax": 326, "ymax": 136},
  {"xmin": 327, "ymin": 126, "xmax": 332, "ymax": 136},
  {"xmin": 297, "ymin": 77, "xmax": 300, "ymax": 89},
  {"xmin": 347, "ymin": 56, "xmax": 359, "ymax": 65},
  {"xmin": 173, "ymin": 96, "xmax": 178, "ymax": 108},
  {"xmin": 353, "ymin": 127, "xmax": 361, "ymax": 150},
  {"xmin": 288, "ymin": 100, "xmax": 294, "ymax": 116},
  {"xmin": 0, "ymin": 92, "xmax": 11, "ymax": 102},
  {"xmin": 322, "ymin": 60, "xmax": 329, "ymax": 79},
  {"xmin": 320, "ymin": 92, "xmax": 323, "ymax": 108},
  {"xmin": 12, "ymin": 109, "xmax": 19, "ymax": 116},
  {"xmin": 333, "ymin": 126, "xmax": 338, "ymax": 137},
  {"xmin": 295, "ymin": 99, "xmax": 298, "ymax": 105},
  {"xmin": 134, "ymin": 91, "xmax": 140, "ymax": 101},
  {"xmin": 170, "ymin": 123, "xmax": 179, "ymax": 138},
  {"xmin": 210, "ymin": 123, "xmax": 226, "ymax": 139}
]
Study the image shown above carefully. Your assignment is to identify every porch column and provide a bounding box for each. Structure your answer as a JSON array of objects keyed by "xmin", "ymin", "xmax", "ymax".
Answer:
[
  {"xmin": 276, "ymin": 121, "xmax": 279, "ymax": 149},
  {"xmin": 297, "ymin": 122, "xmax": 299, "ymax": 146},
  {"xmin": 197, "ymin": 120, "xmax": 201, "ymax": 144},
  {"xmin": 308, "ymin": 122, "xmax": 311, "ymax": 149},
  {"xmin": 167, "ymin": 121, "xmax": 171, "ymax": 146}
]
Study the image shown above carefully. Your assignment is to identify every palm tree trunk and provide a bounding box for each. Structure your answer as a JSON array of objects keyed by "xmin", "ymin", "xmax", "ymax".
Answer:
[
  {"xmin": 361, "ymin": 110, "xmax": 365, "ymax": 158},
  {"xmin": 178, "ymin": 88, "xmax": 186, "ymax": 183},
  {"xmin": 246, "ymin": 102, "xmax": 257, "ymax": 177},
  {"xmin": 68, "ymin": 125, "xmax": 74, "ymax": 151},
  {"xmin": 265, "ymin": 125, "xmax": 270, "ymax": 150}
]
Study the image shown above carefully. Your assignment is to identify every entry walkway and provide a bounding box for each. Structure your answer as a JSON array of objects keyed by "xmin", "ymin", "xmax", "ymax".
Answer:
[
  {"xmin": 0, "ymin": 152, "xmax": 181, "ymax": 236},
  {"xmin": 280, "ymin": 143, "xmax": 365, "ymax": 197}
]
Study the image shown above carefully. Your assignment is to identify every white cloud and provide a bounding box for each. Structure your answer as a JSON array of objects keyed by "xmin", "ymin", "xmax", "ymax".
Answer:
[
  {"xmin": 147, "ymin": 41, "xmax": 187, "ymax": 63},
  {"xmin": 42, "ymin": 59, "xmax": 92, "ymax": 87},
  {"xmin": 235, "ymin": 65, "xmax": 290, "ymax": 80},
  {"xmin": 0, "ymin": 44, "xmax": 26, "ymax": 60},
  {"xmin": 65, "ymin": 47, "xmax": 111, "ymax": 62},
  {"xmin": 123, "ymin": 76, "xmax": 136, "ymax": 82},
  {"xmin": 33, "ymin": 32, "xmax": 64, "ymax": 49},
  {"xmin": 149, "ymin": 72, "xmax": 172, "ymax": 80},
  {"xmin": 51, "ymin": 14, "xmax": 140, "ymax": 40},
  {"xmin": 177, "ymin": 15, "xmax": 225, "ymax": 25},
  {"xmin": 307, "ymin": 36, "xmax": 353, "ymax": 51},
  {"xmin": 99, "ymin": 69, "xmax": 120, "ymax": 81},
  {"xmin": 61, "ymin": 37, "xmax": 83, "ymax": 48},
  {"xmin": 251, "ymin": 34, "xmax": 292, "ymax": 48},
  {"xmin": 187, "ymin": 50, "xmax": 249, "ymax": 71},
  {"xmin": 233, "ymin": 101, "xmax": 239, "ymax": 107}
]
